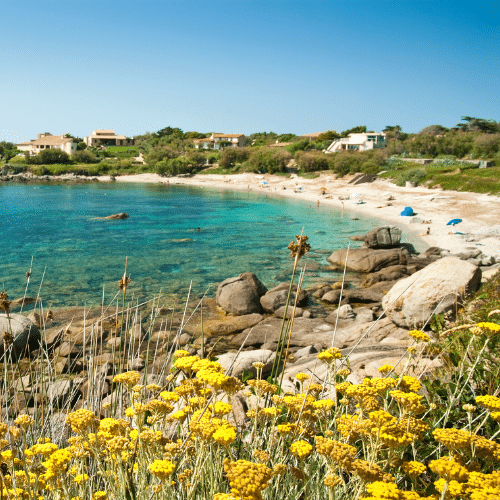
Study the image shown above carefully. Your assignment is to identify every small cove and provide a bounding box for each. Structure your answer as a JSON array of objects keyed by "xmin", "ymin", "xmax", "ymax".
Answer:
[{"xmin": 1, "ymin": 182, "xmax": 422, "ymax": 308}]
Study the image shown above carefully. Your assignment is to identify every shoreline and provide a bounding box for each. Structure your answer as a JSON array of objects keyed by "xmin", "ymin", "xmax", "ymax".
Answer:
[{"xmin": 97, "ymin": 171, "xmax": 500, "ymax": 261}]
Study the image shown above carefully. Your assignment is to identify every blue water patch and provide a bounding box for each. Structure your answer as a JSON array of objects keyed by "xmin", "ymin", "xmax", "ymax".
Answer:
[{"xmin": 1, "ymin": 182, "xmax": 420, "ymax": 307}]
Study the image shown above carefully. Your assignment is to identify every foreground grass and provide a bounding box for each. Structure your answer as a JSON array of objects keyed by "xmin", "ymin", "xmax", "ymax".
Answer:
[{"xmin": 1, "ymin": 262, "xmax": 500, "ymax": 499}]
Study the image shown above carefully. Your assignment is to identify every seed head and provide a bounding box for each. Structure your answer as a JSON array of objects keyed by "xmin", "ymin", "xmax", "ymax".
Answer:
[
  {"xmin": 2, "ymin": 330, "xmax": 13, "ymax": 348},
  {"xmin": 0, "ymin": 292, "xmax": 10, "ymax": 313},
  {"xmin": 287, "ymin": 234, "xmax": 311, "ymax": 259},
  {"xmin": 118, "ymin": 275, "xmax": 131, "ymax": 291}
]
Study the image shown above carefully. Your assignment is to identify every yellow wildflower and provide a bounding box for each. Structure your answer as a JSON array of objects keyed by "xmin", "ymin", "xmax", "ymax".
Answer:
[
  {"xmin": 290, "ymin": 440, "xmax": 313, "ymax": 459},
  {"xmin": 113, "ymin": 371, "xmax": 141, "ymax": 388},
  {"xmin": 477, "ymin": 395, "xmax": 500, "ymax": 412},
  {"xmin": 409, "ymin": 330, "xmax": 431, "ymax": 342},
  {"xmin": 148, "ymin": 459, "xmax": 175, "ymax": 481},
  {"xmin": 223, "ymin": 459, "xmax": 272, "ymax": 500},
  {"xmin": 402, "ymin": 461, "xmax": 426, "ymax": 479}
]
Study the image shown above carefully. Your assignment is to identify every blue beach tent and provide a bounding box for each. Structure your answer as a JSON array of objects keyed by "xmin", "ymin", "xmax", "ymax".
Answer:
[
  {"xmin": 446, "ymin": 218, "xmax": 462, "ymax": 226},
  {"xmin": 400, "ymin": 207, "xmax": 414, "ymax": 216}
]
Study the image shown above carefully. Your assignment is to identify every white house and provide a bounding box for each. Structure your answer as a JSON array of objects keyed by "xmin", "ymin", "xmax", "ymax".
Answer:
[
  {"xmin": 325, "ymin": 132, "xmax": 386, "ymax": 153},
  {"xmin": 83, "ymin": 130, "xmax": 134, "ymax": 147},
  {"xmin": 193, "ymin": 133, "xmax": 246, "ymax": 150},
  {"xmin": 17, "ymin": 134, "xmax": 77, "ymax": 156}
]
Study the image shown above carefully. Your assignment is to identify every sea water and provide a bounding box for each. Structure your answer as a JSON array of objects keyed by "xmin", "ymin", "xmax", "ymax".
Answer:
[{"xmin": 1, "ymin": 182, "xmax": 419, "ymax": 308}]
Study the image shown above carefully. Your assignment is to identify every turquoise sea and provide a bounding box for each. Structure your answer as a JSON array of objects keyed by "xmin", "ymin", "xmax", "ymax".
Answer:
[{"xmin": 1, "ymin": 182, "xmax": 419, "ymax": 308}]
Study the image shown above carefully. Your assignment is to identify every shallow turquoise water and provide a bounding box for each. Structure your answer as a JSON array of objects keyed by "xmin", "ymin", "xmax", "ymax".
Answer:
[{"xmin": 1, "ymin": 182, "xmax": 419, "ymax": 307}]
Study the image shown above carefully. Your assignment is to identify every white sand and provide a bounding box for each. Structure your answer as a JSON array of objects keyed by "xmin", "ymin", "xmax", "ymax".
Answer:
[{"xmin": 98, "ymin": 172, "xmax": 500, "ymax": 261}]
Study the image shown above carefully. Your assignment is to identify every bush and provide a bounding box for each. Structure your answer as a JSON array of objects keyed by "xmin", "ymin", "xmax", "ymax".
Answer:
[
  {"xmin": 157, "ymin": 157, "xmax": 194, "ymax": 177},
  {"xmin": 72, "ymin": 150, "xmax": 99, "ymax": 164},
  {"xmin": 295, "ymin": 151, "xmax": 329, "ymax": 172},
  {"xmin": 30, "ymin": 148, "xmax": 71, "ymax": 165},
  {"xmin": 219, "ymin": 148, "xmax": 251, "ymax": 169},
  {"xmin": 246, "ymin": 148, "xmax": 291, "ymax": 174},
  {"xmin": 144, "ymin": 146, "xmax": 180, "ymax": 166},
  {"xmin": 395, "ymin": 167, "xmax": 427, "ymax": 186}
]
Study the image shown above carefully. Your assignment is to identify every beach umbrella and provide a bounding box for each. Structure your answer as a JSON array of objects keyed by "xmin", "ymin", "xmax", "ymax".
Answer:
[{"xmin": 446, "ymin": 218, "xmax": 462, "ymax": 226}]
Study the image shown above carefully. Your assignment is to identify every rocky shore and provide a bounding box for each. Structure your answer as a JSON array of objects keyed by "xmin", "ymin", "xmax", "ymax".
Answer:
[{"xmin": 2, "ymin": 225, "xmax": 499, "ymax": 420}]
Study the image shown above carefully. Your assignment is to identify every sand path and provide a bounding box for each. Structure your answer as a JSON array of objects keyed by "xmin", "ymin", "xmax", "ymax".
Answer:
[{"xmin": 97, "ymin": 172, "xmax": 500, "ymax": 261}]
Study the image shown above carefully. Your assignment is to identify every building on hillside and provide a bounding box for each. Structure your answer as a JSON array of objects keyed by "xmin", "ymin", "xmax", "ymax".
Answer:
[
  {"xmin": 193, "ymin": 133, "xmax": 246, "ymax": 150},
  {"xmin": 83, "ymin": 130, "xmax": 134, "ymax": 147},
  {"xmin": 17, "ymin": 134, "xmax": 77, "ymax": 156},
  {"xmin": 325, "ymin": 132, "xmax": 386, "ymax": 153}
]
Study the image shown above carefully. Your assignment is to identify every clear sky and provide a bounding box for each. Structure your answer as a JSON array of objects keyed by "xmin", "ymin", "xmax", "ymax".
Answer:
[{"xmin": 1, "ymin": 0, "xmax": 498, "ymax": 143}]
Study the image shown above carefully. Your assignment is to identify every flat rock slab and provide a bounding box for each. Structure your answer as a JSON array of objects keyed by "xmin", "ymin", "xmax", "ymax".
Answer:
[
  {"xmin": 230, "ymin": 316, "xmax": 411, "ymax": 351},
  {"xmin": 183, "ymin": 313, "xmax": 264, "ymax": 337}
]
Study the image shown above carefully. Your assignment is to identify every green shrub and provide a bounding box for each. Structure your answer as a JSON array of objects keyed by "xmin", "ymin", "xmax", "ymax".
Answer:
[
  {"xmin": 395, "ymin": 167, "xmax": 427, "ymax": 186},
  {"xmin": 72, "ymin": 150, "xmax": 99, "ymax": 164},
  {"xmin": 295, "ymin": 151, "xmax": 329, "ymax": 172},
  {"xmin": 30, "ymin": 148, "xmax": 71, "ymax": 165},
  {"xmin": 219, "ymin": 148, "xmax": 251, "ymax": 169},
  {"xmin": 246, "ymin": 148, "xmax": 291, "ymax": 174}
]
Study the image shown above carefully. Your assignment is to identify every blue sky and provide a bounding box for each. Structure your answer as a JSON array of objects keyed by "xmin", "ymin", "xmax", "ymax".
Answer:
[{"xmin": 1, "ymin": 0, "xmax": 498, "ymax": 142}]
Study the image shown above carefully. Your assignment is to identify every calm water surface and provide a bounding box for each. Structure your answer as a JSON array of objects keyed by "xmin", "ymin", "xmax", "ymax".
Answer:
[{"xmin": 1, "ymin": 182, "xmax": 419, "ymax": 307}]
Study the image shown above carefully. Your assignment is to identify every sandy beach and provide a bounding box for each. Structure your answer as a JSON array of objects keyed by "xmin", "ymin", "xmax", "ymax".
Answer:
[{"xmin": 98, "ymin": 171, "xmax": 500, "ymax": 261}]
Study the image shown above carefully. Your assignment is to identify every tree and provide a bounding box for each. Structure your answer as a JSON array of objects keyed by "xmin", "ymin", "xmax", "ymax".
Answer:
[
  {"xmin": 31, "ymin": 148, "xmax": 71, "ymax": 165},
  {"xmin": 418, "ymin": 125, "xmax": 448, "ymax": 136},
  {"xmin": 219, "ymin": 148, "xmax": 251, "ymax": 169},
  {"xmin": 317, "ymin": 130, "xmax": 340, "ymax": 141},
  {"xmin": 340, "ymin": 125, "xmax": 366, "ymax": 138},
  {"xmin": 246, "ymin": 148, "xmax": 291, "ymax": 174},
  {"xmin": 72, "ymin": 150, "xmax": 99, "ymax": 164},
  {"xmin": 457, "ymin": 117, "xmax": 499, "ymax": 134}
]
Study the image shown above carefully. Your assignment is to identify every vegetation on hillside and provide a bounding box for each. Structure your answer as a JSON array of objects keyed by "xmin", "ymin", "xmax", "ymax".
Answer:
[{"xmin": 2, "ymin": 117, "xmax": 499, "ymax": 194}]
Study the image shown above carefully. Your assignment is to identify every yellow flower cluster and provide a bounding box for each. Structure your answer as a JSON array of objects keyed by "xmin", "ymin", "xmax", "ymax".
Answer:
[
  {"xmin": 408, "ymin": 330, "xmax": 431, "ymax": 342},
  {"xmin": 389, "ymin": 390, "xmax": 426, "ymax": 415},
  {"xmin": 223, "ymin": 459, "xmax": 272, "ymax": 500},
  {"xmin": 401, "ymin": 461, "xmax": 426, "ymax": 479},
  {"xmin": 14, "ymin": 414, "xmax": 34, "ymax": 430},
  {"xmin": 429, "ymin": 456, "xmax": 469, "ymax": 482},
  {"xmin": 318, "ymin": 348, "xmax": 341, "ymax": 364},
  {"xmin": 476, "ymin": 322, "xmax": 500, "ymax": 334},
  {"xmin": 289, "ymin": 440, "xmax": 313, "ymax": 460},
  {"xmin": 433, "ymin": 428, "xmax": 472, "ymax": 450},
  {"xmin": 315, "ymin": 436, "xmax": 356, "ymax": 469},
  {"xmin": 42, "ymin": 448, "xmax": 74, "ymax": 481},
  {"xmin": 476, "ymin": 395, "xmax": 500, "ymax": 412},
  {"xmin": 66, "ymin": 409, "xmax": 99, "ymax": 434},
  {"xmin": 351, "ymin": 459, "xmax": 394, "ymax": 483},
  {"xmin": 113, "ymin": 370, "xmax": 141, "ymax": 388},
  {"xmin": 148, "ymin": 459, "xmax": 175, "ymax": 481},
  {"xmin": 399, "ymin": 376, "xmax": 422, "ymax": 393}
]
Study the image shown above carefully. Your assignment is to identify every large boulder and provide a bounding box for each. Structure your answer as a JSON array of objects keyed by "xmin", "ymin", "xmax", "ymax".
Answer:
[
  {"xmin": 382, "ymin": 256, "xmax": 482, "ymax": 328},
  {"xmin": 328, "ymin": 248, "xmax": 410, "ymax": 273},
  {"xmin": 0, "ymin": 314, "xmax": 41, "ymax": 360},
  {"xmin": 260, "ymin": 283, "xmax": 308, "ymax": 313},
  {"xmin": 216, "ymin": 272, "xmax": 268, "ymax": 315},
  {"xmin": 363, "ymin": 226, "xmax": 402, "ymax": 249}
]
